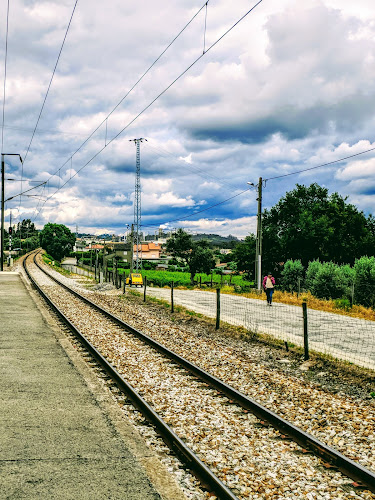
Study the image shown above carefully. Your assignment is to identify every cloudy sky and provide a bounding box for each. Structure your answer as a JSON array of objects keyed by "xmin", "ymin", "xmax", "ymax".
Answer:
[{"xmin": 1, "ymin": 0, "xmax": 375, "ymax": 238}]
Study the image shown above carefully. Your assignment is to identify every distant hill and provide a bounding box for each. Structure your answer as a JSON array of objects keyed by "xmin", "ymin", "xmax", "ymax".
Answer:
[
  {"xmin": 191, "ymin": 233, "xmax": 240, "ymax": 248},
  {"xmin": 96, "ymin": 234, "xmax": 113, "ymax": 240}
]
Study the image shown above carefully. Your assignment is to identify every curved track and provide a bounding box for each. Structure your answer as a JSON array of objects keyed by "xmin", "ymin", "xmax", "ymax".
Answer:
[{"xmin": 24, "ymin": 251, "xmax": 375, "ymax": 497}]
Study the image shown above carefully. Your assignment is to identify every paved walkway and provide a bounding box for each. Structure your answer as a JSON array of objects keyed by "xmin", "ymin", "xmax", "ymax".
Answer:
[
  {"xmin": 144, "ymin": 286, "xmax": 375, "ymax": 370},
  {"xmin": 0, "ymin": 273, "xmax": 170, "ymax": 499}
]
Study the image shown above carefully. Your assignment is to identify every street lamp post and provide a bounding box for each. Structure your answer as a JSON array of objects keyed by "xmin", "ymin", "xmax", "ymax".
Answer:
[{"xmin": 1, "ymin": 154, "xmax": 23, "ymax": 271}]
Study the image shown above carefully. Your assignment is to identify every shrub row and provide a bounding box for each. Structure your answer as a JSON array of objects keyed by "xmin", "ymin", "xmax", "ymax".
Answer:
[{"xmin": 281, "ymin": 257, "xmax": 375, "ymax": 307}]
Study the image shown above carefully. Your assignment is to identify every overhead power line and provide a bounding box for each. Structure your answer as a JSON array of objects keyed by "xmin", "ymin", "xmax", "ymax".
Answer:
[
  {"xmin": 144, "ymin": 141, "xmax": 240, "ymax": 192},
  {"xmin": 16, "ymin": 0, "xmax": 78, "ymax": 230},
  {"xmin": 22, "ymin": 0, "xmax": 79, "ymax": 164},
  {"xmin": 266, "ymin": 145, "xmax": 375, "ymax": 181},
  {"xmin": 1, "ymin": 0, "xmax": 10, "ymax": 154},
  {"xmin": 5, "ymin": 180, "xmax": 46, "ymax": 202},
  {"xmin": 43, "ymin": 0, "xmax": 210, "ymax": 186},
  {"xmin": 141, "ymin": 143, "xmax": 375, "ymax": 229},
  {"xmin": 33, "ymin": 0, "xmax": 264, "ymax": 222},
  {"xmin": 141, "ymin": 188, "xmax": 252, "ymax": 228}
]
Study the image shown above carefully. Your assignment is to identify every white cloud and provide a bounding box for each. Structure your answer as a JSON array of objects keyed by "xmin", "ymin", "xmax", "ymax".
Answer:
[
  {"xmin": 336, "ymin": 158, "xmax": 375, "ymax": 181},
  {"xmin": 177, "ymin": 216, "xmax": 257, "ymax": 238},
  {"xmin": 143, "ymin": 191, "xmax": 196, "ymax": 208},
  {"xmin": 2, "ymin": 0, "xmax": 375, "ymax": 236}
]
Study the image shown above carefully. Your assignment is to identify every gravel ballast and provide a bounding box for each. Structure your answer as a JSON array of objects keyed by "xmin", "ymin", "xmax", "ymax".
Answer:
[{"xmin": 24, "ymin": 258, "xmax": 375, "ymax": 499}]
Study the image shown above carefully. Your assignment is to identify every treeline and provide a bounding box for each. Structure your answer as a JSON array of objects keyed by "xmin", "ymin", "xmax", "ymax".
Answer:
[
  {"xmin": 263, "ymin": 183, "xmax": 375, "ymax": 271},
  {"xmin": 232, "ymin": 183, "xmax": 375, "ymax": 278},
  {"xmin": 4, "ymin": 219, "xmax": 39, "ymax": 254}
]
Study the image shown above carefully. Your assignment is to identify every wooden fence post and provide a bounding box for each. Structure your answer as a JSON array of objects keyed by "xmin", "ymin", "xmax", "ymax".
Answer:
[
  {"xmin": 143, "ymin": 276, "xmax": 147, "ymax": 302},
  {"xmin": 171, "ymin": 281, "xmax": 174, "ymax": 313},
  {"xmin": 302, "ymin": 300, "xmax": 309, "ymax": 360},
  {"xmin": 216, "ymin": 288, "xmax": 221, "ymax": 330}
]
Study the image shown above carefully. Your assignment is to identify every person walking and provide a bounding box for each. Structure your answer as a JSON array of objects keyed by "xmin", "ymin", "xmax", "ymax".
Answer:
[{"xmin": 263, "ymin": 272, "xmax": 275, "ymax": 306}]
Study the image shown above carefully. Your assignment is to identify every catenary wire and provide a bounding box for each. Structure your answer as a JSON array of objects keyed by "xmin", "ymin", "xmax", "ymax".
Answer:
[
  {"xmin": 18, "ymin": 0, "xmax": 79, "ymax": 231},
  {"xmin": 33, "ymin": 0, "xmax": 264, "ymax": 223},
  {"xmin": 1, "ymin": 0, "xmax": 10, "ymax": 153},
  {"xmin": 22, "ymin": 0, "xmax": 79, "ymax": 164},
  {"xmin": 43, "ymin": 0, "xmax": 210, "ymax": 185}
]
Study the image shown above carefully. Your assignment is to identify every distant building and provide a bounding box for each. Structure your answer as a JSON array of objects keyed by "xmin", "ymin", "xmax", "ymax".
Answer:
[
  {"xmin": 134, "ymin": 242, "xmax": 162, "ymax": 260},
  {"xmin": 220, "ymin": 249, "xmax": 232, "ymax": 255},
  {"xmin": 74, "ymin": 240, "xmax": 88, "ymax": 252},
  {"xmin": 85, "ymin": 244, "xmax": 104, "ymax": 251}
]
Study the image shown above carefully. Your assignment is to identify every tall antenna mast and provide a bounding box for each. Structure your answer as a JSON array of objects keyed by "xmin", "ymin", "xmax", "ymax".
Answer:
[{"xmin": 129, "ymin": 138, "xmax": 147, "ymax": 271}]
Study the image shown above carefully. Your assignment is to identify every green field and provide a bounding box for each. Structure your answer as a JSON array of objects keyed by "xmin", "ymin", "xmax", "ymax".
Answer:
[{"xmin": 114, "ymin": 268, "xmax": 253, "ymax": 289}]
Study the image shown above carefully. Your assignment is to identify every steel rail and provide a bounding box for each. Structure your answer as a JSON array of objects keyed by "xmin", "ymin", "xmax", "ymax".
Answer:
[
  {"xmin": 23, "ymin": 252, "xmax": 239, "ymax": 500},
  {"xmin": 31, "ymin": 252, "xmax": 375, "ymax": 493}
]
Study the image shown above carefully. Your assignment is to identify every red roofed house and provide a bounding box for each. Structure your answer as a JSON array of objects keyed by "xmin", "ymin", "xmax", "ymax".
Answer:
[
  {"xmin": 134, "ymin": 242, "xmax": 161, "ymax": 260},
  {"xmin": 85, "ymin": 244, "xmax": 104, "ymax": 251}
]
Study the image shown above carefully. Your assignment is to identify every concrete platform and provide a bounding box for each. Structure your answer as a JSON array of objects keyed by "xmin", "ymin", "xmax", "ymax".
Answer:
[{"xmin": 0, "ymin": 272, "xmax": 182, "ymax": 499}]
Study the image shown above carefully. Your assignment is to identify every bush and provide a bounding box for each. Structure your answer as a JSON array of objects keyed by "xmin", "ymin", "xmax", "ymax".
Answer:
[
  {"xmin": 334, "ymin": 298, "xmax": 351, "ymax": 311},
  {"xmin": 305, "ymin": 260, "xmax": 322, "ymax": 291},
  {"xmin": 142, "ymin": 261, "xmax": 157, "ymax": 270},
  {"xmin": 281, "ymin": 259, "xmax": 304, "ymax": 292},
  {"xmin": 353, "ymin": 256, "xmax": 375, "ymax": 308},
  {"xmin": 309, "ymin": 261, "xmax": 346, "ymax": 300},
  {"xmin": 116, "ymin": 261, "xmax": 130, "ymax": 269},
  {"xmin": 337, "ymin": 264, "xmax": 355, "ymax": 301}
]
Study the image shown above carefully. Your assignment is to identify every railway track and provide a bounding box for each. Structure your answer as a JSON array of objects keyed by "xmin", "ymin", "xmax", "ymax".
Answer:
[{"xmin": 23, "ymin": 251, "xmax": 375, "ymax": 499}]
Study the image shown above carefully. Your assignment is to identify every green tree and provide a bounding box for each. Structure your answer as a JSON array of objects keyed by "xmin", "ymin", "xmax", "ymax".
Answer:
[
  {"xmin": 15, "ymin": 219, "xmax": 38, "ymax": 239},
  {"xmin": 231, "ymin": 235, "xmax": 256, "ymax": 279},
  {"xmin": 23, "ymin": 235, "xmax": 39, "ymax": 252},
  {"xmin": 39, "ymin": 223, "xmax": 75, "ymax": 262},
  {"xmin": 166, "ymin": 229, "xmax": 215, "ymax": 283},
  {"xmin": 262, "ymin": 183, "xmax": 375, "ymax": 267}
]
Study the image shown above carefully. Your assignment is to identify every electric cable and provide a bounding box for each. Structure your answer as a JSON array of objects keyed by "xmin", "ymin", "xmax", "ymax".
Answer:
[
  {"xmin": 23, "ymin": 0, "xmax": 79, "ymax": 164},
  {"xmin": 32, "ymin": 0, "xmax": 264, "ymax": 222},
  {"xmin": 140, "ymin": 188, "xmax": 251, "ymax": 228},
  {"xmin": 43, "ymin": 0, "xmax": 210, "ymax": 184},
  {"xmin": 17, "ymin": 0, "xmax": 79, "ymax": 233},
  {"xmin": 265, "ymin": 145, "xmax": 375, "ymax": 181},
  {"xmin": 144, "ymin": 141, "xmax": 240, "ymax": 192},
  {"xmin": 1, "ymin": 0, "xmax": 10, "ymax": 153}
]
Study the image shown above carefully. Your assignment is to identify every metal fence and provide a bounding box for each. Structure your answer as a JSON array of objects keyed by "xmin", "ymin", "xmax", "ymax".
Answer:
[
  {"xmin": 79, "ymin": 266, "xmax": 374, "ymax": 371},
  {"xmin": 138, "ymin": 284, "xmax": 375, "ymax": 371}
]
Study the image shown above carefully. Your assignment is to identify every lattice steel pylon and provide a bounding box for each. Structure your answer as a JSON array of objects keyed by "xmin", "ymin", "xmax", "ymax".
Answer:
[{"xmin": 129, "ymin": 138, "xmax": 147, "ymax": 270}]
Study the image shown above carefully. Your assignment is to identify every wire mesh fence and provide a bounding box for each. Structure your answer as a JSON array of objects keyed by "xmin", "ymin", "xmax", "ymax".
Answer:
[
  {"xmin": 139, "ymin": 284, "xmax": 375, "ymax": 371},
  {"xmin": 89, "ymin": 266, "xmax": 375, "ymax": 371}
]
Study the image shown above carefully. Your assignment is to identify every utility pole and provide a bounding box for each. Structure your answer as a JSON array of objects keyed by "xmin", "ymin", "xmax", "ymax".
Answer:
[
  {"xmin": 1, "ymin": 153, "xmax": 22, "ymax": 272},
  {"xmin": 1, "ymin": 156, "xmax": 4, "ymax": 271},
  {"xmin": 8, "ymin": 210, "xmax": 12, "ymax": 266},
  {"xmin": 249, "ymin": 177, "xmax": 263, "ymax": 291},
  {"xmin": 129, "ymin": 138, "xmax": 147, "ymax": 271},
  {"xmin": 255, "ymin": 177, "xmax": 263, "ymax": 292},
  {"xmin": 130, "ymin": 223, "xmax": 134, "ymax": 274}
]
